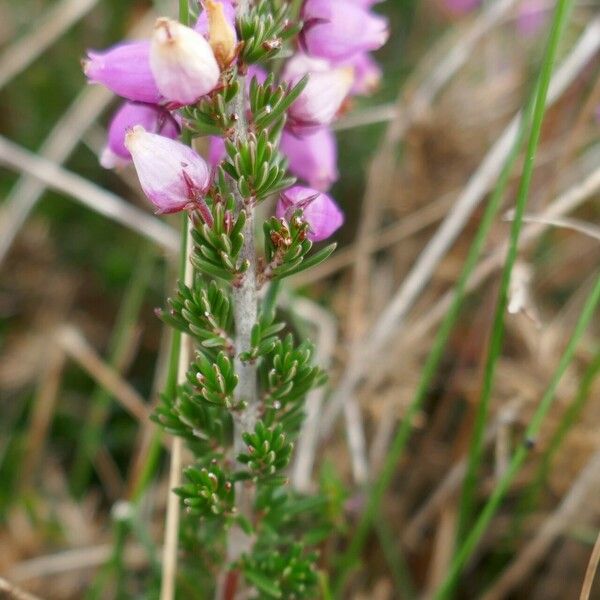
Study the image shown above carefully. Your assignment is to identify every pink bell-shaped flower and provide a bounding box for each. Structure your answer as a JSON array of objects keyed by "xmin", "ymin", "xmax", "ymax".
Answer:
[
  {"xmin": 100, "ymin": 102, "xmax": 180, "ymax": 169},
  {"xmin": 84, "ymin": 41, "xmax": 161, "ymax": 104},
  {"xmin": 301, "ymin": 0, "xmax": 389, "ymax": 62},
  {"xmin": 276, "ymin": 185, "xmax": 344, "ymax": 242},
  {"xmin": 207, "ymin": 135, "xmax": 226, "ymax": 167},
  {"xmin": 284, "ymin": 54, "xmax": 353, "ymax": 132},
  {"xmin": 346, "ymin": 52, "xmax": 382, "ymax": 96},
  {"xmin": 125, "ymin": 125, "xmax": 211, "ymax": 215},
  {"xmin": 280, "ymin": 129, "xmax": 338, "ymax": 192},
  {"xmin": 516, "ymin": 0, "xmax": 548, "ymax": 36},
  {"xmin": 150, "ymin": 18, "xmax": 220, "ymax": 105}
]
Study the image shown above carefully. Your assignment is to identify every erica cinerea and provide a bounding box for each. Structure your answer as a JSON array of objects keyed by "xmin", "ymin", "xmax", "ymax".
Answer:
[{"xmin": 83, "ymin": 0, "xmax": 388, "ymax": 596}]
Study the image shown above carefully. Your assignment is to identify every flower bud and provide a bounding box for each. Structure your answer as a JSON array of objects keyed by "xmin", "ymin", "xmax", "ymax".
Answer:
[
  {"xmin": 301, "ymin": 0, "xmax": 389, "ymax": 62},
  {"xmin": 83, "ymin": 41, "xmax": 161, "ymax": 104},
  {"xmin": 125, "ymin": 125, "xmax": 211, "ymax": 214},
  {"xmin": 206, "ymin": 0, "xmax": 237, "ymax": 67},
  {"xmin": 101, "ymin": 102, "xmax": 180, "ymax": 169},
  {"xmin": 280, "ymin": 129, "xmax": 338, "ymax": 191},
  {"xmin": 150, "ymin": 18, "xmax": 220, "ymax": 105},
  {"xmin": 276, "ymin": 186, "xmax": 344, "ymax": 242},
  {"xmin": 285, "ymin": 57, "xmax": 353, "ymax": 132}
]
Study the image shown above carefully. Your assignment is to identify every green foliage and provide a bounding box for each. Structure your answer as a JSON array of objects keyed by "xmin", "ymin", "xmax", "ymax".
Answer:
[
  {"xmin": 186, "ymin": 351, "xmax": 239, "ymax": 409},
  {"xmin": 190, "ymin": 194, "xmax": 248, "ymax": 282},
  {"xmin": 147, "ymin": 2, "xmax": 341, "ymax": 597},
  {"xmin": 223, "ymin": 130, "xmax": 296, "ymax": 202},
  {"xmin": 241, "ymin": 544, "xmax": 319, "ymax": 599},
  {"xmin": 261, "ymin": 213, "xmax": 337, "ymax": 283},
  {"xmin": 261, "ymin": 334, "xmax": 326, "ymax": 434},
  {"xmin": 240, "ymin": 313, "xmax": 285, "ymax": 362},
  {"xmin": 159, "ymin": 278, "xmax": 234, "ymax": 356},
  {"xmin": 238, "ymin": 422, "xmax": 293, "ymax": 480},
  {"xmin": 152, "ymin": 387, "xmax": 232, "ymax": 452},
  {"xmin": 249, "ymin": 74, "xmax": 308, "ymax": 130},
  {"xmin": 182, "ymin": 78, "xmax": 240, "ymax": 136},
  {"xmin": 177, "ymin": 463, "xmax": 235, "ymax": 516},
  {"xmin": 238, "ymin": 2, "xmax": 302, "ymax": 64}
]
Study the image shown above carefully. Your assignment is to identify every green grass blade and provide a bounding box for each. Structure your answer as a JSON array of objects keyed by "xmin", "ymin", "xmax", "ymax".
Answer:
[
  {"xmin": 456, "ymin": 0, "xmax": 573, "ymax": 545},
  {"xmin": 433, "ymin": 272, "xmax": 600, "ymax": 599},
  {"xmin": 332, "ymin": 32, "xmax": 540, "ymax": 600}
]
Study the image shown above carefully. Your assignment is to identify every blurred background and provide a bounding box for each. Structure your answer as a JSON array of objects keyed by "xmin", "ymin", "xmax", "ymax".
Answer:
[{"xmin": 1, "ymin": 0, "xmax": 599, "ymax": 598}]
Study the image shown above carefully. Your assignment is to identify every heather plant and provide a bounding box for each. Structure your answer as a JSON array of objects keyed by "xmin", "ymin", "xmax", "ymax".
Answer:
[{"xmin": 84, "ymin": 0, "xmax": 388, "ymax": 597}]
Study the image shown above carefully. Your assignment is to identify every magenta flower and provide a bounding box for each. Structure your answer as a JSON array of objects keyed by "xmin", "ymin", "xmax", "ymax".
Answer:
[
  {"xmin": 280, "ymin": 129, "xmax": 338, "ymax": 191},
  {"xmin": 346, "ymin": 52, "xmax": 382, "ymax": 96},
  {"xmin": 84, "ymin": 41, "xmax": 161, "ymax": 104},
  {"xmin": 516, "ymin": 0, "xmax": 548, "ymax": 36},
  {"xmin": 100, "ymin": 102, "xmax": 179, "ymax": 169},
  {"xmin": 150, "ymin": 18, "xmax": 220, "ymax": 105},
  {"xmin": 125, "ymin": 125, "xmax": 211, "ymax": 215},
  {"xmin": 276, "ymin": 186, "xmax": 344, "ymax": 242},
  {"xmin": 301, "ymin": 0, "xmax": 389, "ymax": 62},
  {"xmin": 208, "ymin": 135, "xmax": 226, "ymax": 167},
  {"xmin": 284, "ymin": 54, "xmax": 353, "ymax": 132}
]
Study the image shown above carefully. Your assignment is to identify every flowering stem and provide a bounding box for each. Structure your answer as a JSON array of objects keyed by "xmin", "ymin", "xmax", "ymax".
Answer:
[{"xmin": 225, "ymin": 0, "xmax": 258, "ymax": 576}]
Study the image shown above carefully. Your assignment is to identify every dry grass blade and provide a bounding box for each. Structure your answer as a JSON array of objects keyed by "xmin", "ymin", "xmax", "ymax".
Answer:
[
  {"xmin": 290, "ymin": 297, "xmax": 338, "ymax": 492},
  {"xmin": 8, "ymin": 544, "xmax": 149, "ymax": 582},
  {"xmin": 0, "ymin": 6, "xmax": 158, "ymax": 267},
  {"xmin": 326, "ymin": 0, "xmax": 522, "ymax": 481},
  {"xmin": 580, "ymin": 528, "xmax": 600, "ymax": 600},
  {"xmin": 160, "ymin": 221, "xmax": 194, "ymax": 600},
  {"xmin": 402, "ymin": 398, "xmax": 524, "ymax": 549},
  {"xmin": 482, "ymin": 450, "xmax": 600, "ymax": 600},
  {"xmin": 406, "ymin": 164, "xmax": 600, "ymax": 348},
  {"xmin": 20, "ymin": 348, "xmax": 66, "ymax": 490},
  {"xmin": 320, "ymin": 18, "xmax": 600, "ymax": 439},
  {"xmin": 292, "ymin": 194, "xmax": 453, "ymax": 287},
  {"xmin": 0, "ymin": 576, "xmax": 44, "ymax": 600},
  {"xmin": 0, "ymin": 135, "xmax": 179, "ymax": 253},
  {"xmin": 56, "ymin": 325, "xmax": 149, "ymax": 423},
  {"xmin": 0, "ymin": 87, "xmax": 112, "ymax": 265},
  {"xmin": 0, "ymin": 0, "xmax": 98, "ymax": 89},
  {"xmin": 513, "ymin": 214, "xmax": 600, "ymax": 241}
]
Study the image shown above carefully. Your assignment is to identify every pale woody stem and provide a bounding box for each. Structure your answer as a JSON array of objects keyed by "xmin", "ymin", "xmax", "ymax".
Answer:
[{"xmin": 227, "ymin": 22, "xmax": 259, "ymax": 569}]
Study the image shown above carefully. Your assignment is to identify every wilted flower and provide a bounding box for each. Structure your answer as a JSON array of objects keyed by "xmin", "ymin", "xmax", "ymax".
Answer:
[
  {"xmin": 195, "ymin": 0, "xmax": 236, "ymax": 36},
  {"xmin": 84, "ymin": 41, "xmax": 161, "ymax": 104},
  {"xmin": 125, "ymin": 125, "xmax": 211, "ymax": 215},
  {"xmin": 276, "ymin": 185, "xmax": 344, "ymax": 242},
  {"xmin": 150, "ymin": 18, "xmax": 220, "ymax": 105},
  {"xmin": 100, "ymin": 102, "xmax": 179, "ymax": 169},
  {"xmin": 200, "ymin": 0, "xmax": 237, "ymax": 67},
  {"xmin": 280, "ymin": 128, "xmax": 338, "ymax": 191},
  {"xmin": 301, "ymin": 0, "xmax": 389, "ymax": 62},
  {"xmin": 284, "ymin": 54, "xmax": 353, "ymax": 132}
]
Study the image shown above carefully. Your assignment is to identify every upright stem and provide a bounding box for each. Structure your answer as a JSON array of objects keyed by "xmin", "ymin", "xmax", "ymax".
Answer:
[
  {"xmin": 232, "ymin": 67, "xmax": 258, "ymax": 433},
  {"xmin": 227, "ymin": 0, "xmax": 258, "ymax": 568}
]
